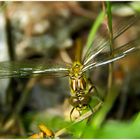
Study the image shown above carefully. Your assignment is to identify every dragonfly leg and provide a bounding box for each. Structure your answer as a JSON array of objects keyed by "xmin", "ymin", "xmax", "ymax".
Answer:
[
  {"xmin": 88, "ymin": 79, "xmax": 98, "ymax": 94},
  {"xmin": 70, "ymin": 107, "xmax": 75, "ymax": 121},
  {"xmin": 88, "ymin": 104, "xmax": 94, "ymax": 114},
  {"xmin": 88, "ymin": 81, "xmax": 103, "ymax": 102},
  {"xmin": 86, "ymin": 105, "xmax": 94, "ymax": 124}
]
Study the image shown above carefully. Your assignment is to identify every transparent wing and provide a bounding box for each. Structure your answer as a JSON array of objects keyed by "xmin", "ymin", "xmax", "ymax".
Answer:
[
  {"xmin": 82, "ymin": 38, "xmax": 140, "ymax": 72},
  {"xmin": 0, "ymin": 58, "xmax": 71, "ymax": 79},
  {"xmin": 82, "ymin": 15, "xmax": 139, "ymax": 66}
]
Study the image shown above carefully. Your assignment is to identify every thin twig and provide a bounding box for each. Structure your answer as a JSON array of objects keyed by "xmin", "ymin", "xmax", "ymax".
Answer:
[
  {"xmin": 14, "ymin": 78, "xmax": 37, "ymax": 114},
  {"xmin": 106, "ymin": 2, "xmax": 114, "ymax": 93}
]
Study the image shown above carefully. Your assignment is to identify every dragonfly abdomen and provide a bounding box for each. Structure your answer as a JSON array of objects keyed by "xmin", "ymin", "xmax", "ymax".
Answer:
[{"xmin": 70, "ymin": 77, "xmax": 87, "ymax": 94}]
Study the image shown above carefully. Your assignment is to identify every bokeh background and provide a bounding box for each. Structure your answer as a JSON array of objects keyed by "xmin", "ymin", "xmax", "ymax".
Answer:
[{"xmin": 0, "ymin": 1, "xmax": 140, "ymax": 138}]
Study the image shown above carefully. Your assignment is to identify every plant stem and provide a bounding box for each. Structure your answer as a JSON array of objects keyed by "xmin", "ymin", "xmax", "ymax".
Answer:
[{"xmin": 88, "ymin": 2, "xmax": 120, "ymax": 136}]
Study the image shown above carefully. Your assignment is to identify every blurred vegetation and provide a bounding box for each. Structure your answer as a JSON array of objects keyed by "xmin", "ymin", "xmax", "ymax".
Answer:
[{"xmin": 0, "ymin": 1, "xmax": 140, "ymax": 138}]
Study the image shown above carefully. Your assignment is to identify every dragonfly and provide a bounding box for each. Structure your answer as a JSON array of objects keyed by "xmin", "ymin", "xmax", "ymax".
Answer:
[{"xmin": 0, "ymin": 15, "xmax": 140, "ymax": 120}]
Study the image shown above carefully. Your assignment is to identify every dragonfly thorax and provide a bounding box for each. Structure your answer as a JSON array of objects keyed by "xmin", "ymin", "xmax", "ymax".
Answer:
[
  {"xmin": 69, "ymin": 61, "xmax": 87, "ymax": 93},
  {"xmin": 69, "ymin": 61, "xmax": 83, "ymax": 79}
]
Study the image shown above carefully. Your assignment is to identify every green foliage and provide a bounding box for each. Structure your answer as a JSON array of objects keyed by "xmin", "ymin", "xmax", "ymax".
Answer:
[
  {"xmin": 131, "ymin": 2, "xmax": 140, "ymax": 12},
  {"xmin": 106, "ymin": 1, "xmax": 113, "ymax": 34},
  {"xmin": 68, "ymin": 120, "xmax": 87, "ymax": 138},
  {"xmin": 85, "ymin": 11, "xmax": 105, "ymax": 50},
  {"xmin": 67, "ymin": 113, "xmax": 140, "ymax": 138},
  {"xmin": 24, "ymin": 111, "xmax": 140, "ymax": 138},
  {"xmin": 97, "ymin": 113, "xmax": 140, "ymax": 138}
]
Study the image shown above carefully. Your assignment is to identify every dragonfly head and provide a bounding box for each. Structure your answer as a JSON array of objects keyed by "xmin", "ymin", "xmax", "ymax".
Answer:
[
  {"xmin": 69, "ymin": 93, "xmax": 91, "ymax": 111},
  {"xmin": 69, "ymin": 61, "xmax": 83, "ymax": 79}
]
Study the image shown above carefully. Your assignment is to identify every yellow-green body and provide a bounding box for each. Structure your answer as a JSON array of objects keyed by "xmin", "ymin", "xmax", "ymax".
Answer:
[
  {"xmin": 68, "ymin": 61, "xmax": 94, "ymax": 112},
  {"xmin": 69, "ymin": 61, "xmax": 88, "ymax": 95}
]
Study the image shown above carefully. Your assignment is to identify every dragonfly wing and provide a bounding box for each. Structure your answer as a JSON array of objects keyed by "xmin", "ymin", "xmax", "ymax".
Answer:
[
  {"xmin": 0, "ymin": 59, "xmax": 71, "ymax": 79},
  {"xmin": 82, "ymin": 15, "xmax": 139, "ymax": 65},
  {"xmin": 82, "ymin": 38, "xmax": 140, "ymax": 72}
]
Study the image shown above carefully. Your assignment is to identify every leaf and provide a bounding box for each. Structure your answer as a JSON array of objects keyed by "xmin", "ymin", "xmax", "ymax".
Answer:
[{"xmin": 85, "ymin": 11, "xmax": 105, "ymax": 50}]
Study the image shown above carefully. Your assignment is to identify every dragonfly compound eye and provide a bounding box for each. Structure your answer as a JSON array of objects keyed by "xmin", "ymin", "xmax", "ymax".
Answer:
[
  {"xmin": 79, "ymin": 94, "xmax": 91, "ymax": 106},
  {"xmin": 69, "ymin": 96, "xmax": 80, "ymax": 107}
]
